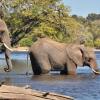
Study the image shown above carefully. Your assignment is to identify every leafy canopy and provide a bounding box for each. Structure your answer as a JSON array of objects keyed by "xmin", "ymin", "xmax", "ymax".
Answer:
[{"xmin": 0, "ymin": 0, "xmax": 100, "ymax": 48}]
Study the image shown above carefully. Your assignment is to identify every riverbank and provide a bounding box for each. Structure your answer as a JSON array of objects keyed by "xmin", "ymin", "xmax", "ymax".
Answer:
[
  {"xmin": 0, "ymin": 85, "xmax": 74, "ymax": 100},
  {"xmin": 94, "ymin": 49, "xmax": 100, "ymax": 52}
]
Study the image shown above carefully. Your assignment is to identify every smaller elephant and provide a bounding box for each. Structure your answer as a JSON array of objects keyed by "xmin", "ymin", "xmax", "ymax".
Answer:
[
  {"xmin": 29, "ymin": 37, "xmax": 100, "ymax": 75},
  {"xmin": 0, "ymin": 18, "xmax": 12, "ymax": 72}
]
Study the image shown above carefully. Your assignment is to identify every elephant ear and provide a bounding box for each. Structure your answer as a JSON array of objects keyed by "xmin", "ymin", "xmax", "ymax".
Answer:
[{"xmin": 66, "ymin": 47, "xmax": 83, "ymax": 66}]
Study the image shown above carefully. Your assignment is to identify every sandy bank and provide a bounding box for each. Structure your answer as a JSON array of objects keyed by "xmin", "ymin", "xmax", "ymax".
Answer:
[
  {"xmin": 94, "ymin": 49, "xmax": 100, "ymax": 52},
  {"xmin": 0, "ymin": 85, "xmax": 74, "ymax": 100}
]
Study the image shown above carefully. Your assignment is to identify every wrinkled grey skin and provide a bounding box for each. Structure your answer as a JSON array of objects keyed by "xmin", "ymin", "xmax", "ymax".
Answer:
[
  {"xmin": 29, "ymin": 37, "xmax": 100, "ymax": 75},
  {"xmin": 0, "ymin": 19, "xmax": 12, "ymax": 72}
]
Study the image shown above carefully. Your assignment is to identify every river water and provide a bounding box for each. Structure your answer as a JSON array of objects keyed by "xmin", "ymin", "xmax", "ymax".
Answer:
[{"xmin": 0, "ymin": 51, "xmax": 100, "ymax": 100}]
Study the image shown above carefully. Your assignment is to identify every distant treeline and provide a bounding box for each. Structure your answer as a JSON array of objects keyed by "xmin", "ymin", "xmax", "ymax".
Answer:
[{"xmin": 1, "ymin": 0, "xmax": 100, "ymax": 48}]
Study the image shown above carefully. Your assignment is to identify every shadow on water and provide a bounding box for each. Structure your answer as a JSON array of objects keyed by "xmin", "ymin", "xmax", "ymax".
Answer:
[{"xmin": 0, "ymin": 51, "xmax": 100, "ymax": 100}]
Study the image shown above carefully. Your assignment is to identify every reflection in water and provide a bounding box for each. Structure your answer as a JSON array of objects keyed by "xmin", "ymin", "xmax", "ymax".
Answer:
[
  {"xmin": 0, "ymin": 52, "xmax": 32, "ymax": 74},
  {"xmin": 0, "ymin": 51, "xmax": 100, "ymax": 100}
]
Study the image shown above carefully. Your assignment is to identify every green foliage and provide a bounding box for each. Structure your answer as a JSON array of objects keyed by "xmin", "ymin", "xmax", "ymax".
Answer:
[
  {"xmin": 94, "ymin": 39, "xmax": 100, "ymax": 49},
  {"xmin": 87, "ymin": 13, "xmax": 100, "ymax": 21},
  {"xmin": 1, "ymin": 0, "xmax": 100, "ymax": 48},
  {"xmin": 19, "ymin": 38, "xmax": 33, "ymax": 47},
  {"xmin": 85, "ymin": 40, "xmax": 94, "ymax": 47}
]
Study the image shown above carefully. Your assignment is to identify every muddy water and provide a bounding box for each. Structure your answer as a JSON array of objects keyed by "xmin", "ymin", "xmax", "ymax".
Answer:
[{"xmin": 0, "ymin": 51, "xmax": 100, "ymax": 100}]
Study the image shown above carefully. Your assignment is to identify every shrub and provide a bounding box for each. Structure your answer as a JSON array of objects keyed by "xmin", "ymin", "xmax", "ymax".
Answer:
[
  {"xmin": 19, "ymin": 38, "xmax": 33, "ymax": 47},
  {"xmin": 94, "ymin": 39, "xmax": 100, "ymax": 49},
  {"xmin": 85, "ymin": 40, "xmax": 94, "ymax": 47}
]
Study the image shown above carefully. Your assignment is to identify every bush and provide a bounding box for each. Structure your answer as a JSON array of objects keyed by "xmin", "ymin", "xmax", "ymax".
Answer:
[
  {"xmin": 85, "ymin": 39, "xmax": 94, "ymax": 47},
  {"xmin": 19, "ymin": 38, "xmax": 33, "ymax": 47},
  {"xmin": 94, "ymin": 39, "xmax": 100, "ymax": 49}
]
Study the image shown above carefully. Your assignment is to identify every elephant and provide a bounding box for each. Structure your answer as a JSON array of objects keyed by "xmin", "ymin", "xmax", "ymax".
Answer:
[
  {"xmin": 29, "ymin": 37, "xmax": 100, "ymax": 75},
  {"xmin": 0, "ymin": 18, "xmax": 12, "ymax": 72}
]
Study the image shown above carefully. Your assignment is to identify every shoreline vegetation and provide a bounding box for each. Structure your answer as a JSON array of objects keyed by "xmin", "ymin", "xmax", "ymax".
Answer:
[{"xmin": 0, "ymin": 0, "xmax": 100, "ymax": 49}]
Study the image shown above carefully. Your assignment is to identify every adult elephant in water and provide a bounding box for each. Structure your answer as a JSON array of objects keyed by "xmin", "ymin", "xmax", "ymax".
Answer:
[
  {"xmin": 0, "ymin": 18, "xmax": 12, "ymax": 72},
  {"xmin": 29, "ymin": 37, "xmax": 100, "ymax": 75}
]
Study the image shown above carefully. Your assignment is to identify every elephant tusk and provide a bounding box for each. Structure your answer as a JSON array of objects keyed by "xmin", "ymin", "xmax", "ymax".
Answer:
[
  {"xmin": 91, "ymin": 68, "xmax": 100, "ymax": 74},
  {"xmin": 3, "ymin": 43, "xmax": 13, "ymax": 52}
]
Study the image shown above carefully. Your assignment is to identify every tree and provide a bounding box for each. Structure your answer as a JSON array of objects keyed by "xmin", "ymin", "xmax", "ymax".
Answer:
[
  {"xmin": 87, "ymin": 13, "xmax": 100, "ymax": 21},
  {"xmin": 1, "ymin": 0, "xmax": 83, "ymax": 46},
  {"xmin": 1, "ymin": 0, "xmax": 99, "ymax": 48}
]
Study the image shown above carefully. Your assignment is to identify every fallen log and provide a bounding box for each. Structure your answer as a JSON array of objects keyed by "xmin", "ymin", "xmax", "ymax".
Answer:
[{"xmin": 0, "ymin": 85, "xmax": 74, "ymax": 100}]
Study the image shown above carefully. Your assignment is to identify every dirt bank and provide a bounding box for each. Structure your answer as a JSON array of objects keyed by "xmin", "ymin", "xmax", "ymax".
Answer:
[{"xmin": 0, "ymin": 85, "xmax": 74, "ymax": 100}]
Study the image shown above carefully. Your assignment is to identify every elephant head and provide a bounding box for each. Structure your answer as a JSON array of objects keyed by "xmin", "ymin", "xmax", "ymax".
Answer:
[
  {"xmin": 0, "ymin": 18, "xmax": 12, "ymax": 72},
  {"xmin": 88, "ymin": 58, "xmax": 100, "ymax": 74},
  {"xmin": 82, "ymin": 48, "xmax": 100, "ymax": 74},
  {"xmin": 67, "ymin": 45, "xmax": 100, "ymax": 75}
]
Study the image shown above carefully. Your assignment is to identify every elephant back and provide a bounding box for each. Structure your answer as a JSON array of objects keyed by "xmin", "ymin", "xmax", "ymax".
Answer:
[{"xmin": 30, "ymin": 37, "xmax": 66, "ymax": 51}]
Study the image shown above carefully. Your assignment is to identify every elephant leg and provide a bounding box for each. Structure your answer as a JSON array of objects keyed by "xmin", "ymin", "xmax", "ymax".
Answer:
[
  {"xmin": 29, "ymin": 52, "xmax": 51, "ymax": 75},
  {"xmin": 60, "ymin": 64, "xmax": 68, "ymax": 75},
  {"xmin": 4, "ymin": 49, "xmax": 12, "ymax": 72},
  {"xmin": 66, "ymin": 58, "xmax": 77, "ymax": 75},
  {"xmin": 40, "ymin": 62, "xmax": 51, "ymax": 74},
  {"xmin": 38, "ymin": 56, "xmax": 51, "ymax": 74},
  {"xmin": 29, "ymin": 52, "xmax": 42, "ymax": 75}
]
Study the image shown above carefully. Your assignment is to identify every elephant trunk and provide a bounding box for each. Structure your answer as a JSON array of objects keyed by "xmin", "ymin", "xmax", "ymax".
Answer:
[
  {"xmin": 0, "ymin": 19, "xmax": 13, "ymax": 72},
  {"xmin": 3, "ymin": 43, "xmax": 13, "ymax": 72},
  {"xmin": 89, "ymin": 58, "xmax": 100, "ymax": 75},
  {"xmin": 83, "ymin": 57, "xmax": 100, "ymax": 75}
]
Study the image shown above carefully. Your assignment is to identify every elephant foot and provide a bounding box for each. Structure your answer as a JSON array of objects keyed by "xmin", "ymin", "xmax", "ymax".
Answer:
[
  {"xmin": 60, "ymin": 66, "xmax": 68, "ymax": 75},
  {"xmin": 4, "ymin": 68, "xmax": 11, "ymax": 72}
]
